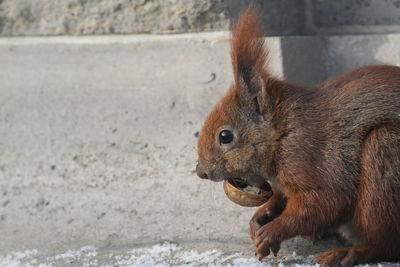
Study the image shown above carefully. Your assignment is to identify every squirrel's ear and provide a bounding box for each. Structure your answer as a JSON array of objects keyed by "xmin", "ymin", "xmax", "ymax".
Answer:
[{"xmin": 231, "ymin": 5, "xmax": 270, "ymax": 115}]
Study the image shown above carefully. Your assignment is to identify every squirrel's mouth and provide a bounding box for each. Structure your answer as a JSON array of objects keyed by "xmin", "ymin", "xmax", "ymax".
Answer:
[{"xmin": 227, "ymin": 177, "xmax": 272, "ymax": 195}]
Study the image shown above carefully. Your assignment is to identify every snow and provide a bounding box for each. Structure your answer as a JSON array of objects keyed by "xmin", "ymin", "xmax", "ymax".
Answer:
[
  {"xmin": 53, "ymin": 246, "xmax": 98, "ymax": 261},
  {"xmin": 0, "ymin": 249, "xmax": 51, "ymax": 267},
  {"xmin": 0, "ymin": 242, "xmax": 398, "ymax": 267}
]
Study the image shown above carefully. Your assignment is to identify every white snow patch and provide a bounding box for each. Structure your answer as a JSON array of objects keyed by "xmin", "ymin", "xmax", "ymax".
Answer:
[
  {"xmin": 1, "ymin": 242, "xmax": 399, "ymax": 267},
  {"xmin": 109, "ymin": 242, "xmax": 301, "ymax": 266},
  {"xmin": 53, "ymin": 246, "xmax": 97, "ymax": 260},
  {"xmin": 0, "ymin": 249, "xmax": 51, "ymax": 267}
]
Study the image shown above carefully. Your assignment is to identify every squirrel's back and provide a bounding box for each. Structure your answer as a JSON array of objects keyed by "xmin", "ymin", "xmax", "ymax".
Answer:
[
  {"xmin": 278, "ymin": 65, "xmax": 400, "ymax": 194},
  {"xmin": 314, "ymin": 65, "xmax": 400, "ymax": 141}
]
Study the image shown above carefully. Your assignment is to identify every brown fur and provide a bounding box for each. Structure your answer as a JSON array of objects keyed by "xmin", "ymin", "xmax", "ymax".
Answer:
[{"xmin": 196, "ymin": 5, "xmax": 400, "ymax": 267}]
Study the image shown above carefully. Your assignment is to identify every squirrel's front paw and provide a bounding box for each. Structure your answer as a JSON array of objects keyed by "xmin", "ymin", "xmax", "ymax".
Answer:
[
  {"xmin": 253, "ymin": 223, "xmax": 281, "ymax": 260},
  {"xmin": 249, "ymin": 200, "xmax": 281, "ymax": 241},
  {"xmin": 249, "ymin": 200, "xmax": 284, "ymax": 260},
  {"xmin": 249, "ymin": 190, "xmax": 286, "ymax": 260}
]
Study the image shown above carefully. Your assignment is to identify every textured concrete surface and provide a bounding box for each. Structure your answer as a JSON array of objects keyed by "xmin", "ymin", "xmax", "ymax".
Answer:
[
  {"xmin": 2, "ymin": 0, "xmax": 400, "ymax": 36},
  {"xmin": 0, "ymin": 0, "xmax": 223, "ymax": 35},
  {"xmin": 0, "ymin": 0, "xmax": 306, "ymax": 36},
  {"xmin": 0, "ymin": 32, "xmax": 400, "ymax": 265}
]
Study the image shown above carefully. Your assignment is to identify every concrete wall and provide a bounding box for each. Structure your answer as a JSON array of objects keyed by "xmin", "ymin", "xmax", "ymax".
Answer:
[
  {"xmin": 281, "ymin": 34, "xmax": 400, "ymax": 85},
  {"xmin": 1, "ymin": 0, "xmax": 400, "ymax": 36}
]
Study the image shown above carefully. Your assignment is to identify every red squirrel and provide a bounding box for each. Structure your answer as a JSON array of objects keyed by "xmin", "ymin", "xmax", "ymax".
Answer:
[{"xmin": 195, "ymin": 5, "xmax": 400, "ymax": 267}]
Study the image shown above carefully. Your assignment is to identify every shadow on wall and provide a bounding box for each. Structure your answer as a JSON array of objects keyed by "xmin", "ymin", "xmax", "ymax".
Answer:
[
  {"xmin": 225, "ymin": 1, "xmax": 395, "ymax": 86},
  {"xmin": 222, "ymin": 0, "xmax": 307, "ymax": 35},
  {"xmin": 280, "ymin": 35, "xmax": 388, "ymax": 86}
]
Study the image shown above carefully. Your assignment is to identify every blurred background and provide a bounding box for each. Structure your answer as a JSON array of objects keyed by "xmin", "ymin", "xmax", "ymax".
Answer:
[{"xmin": 1, "ymin": 0, "xmax": 400, "ymax": 265}]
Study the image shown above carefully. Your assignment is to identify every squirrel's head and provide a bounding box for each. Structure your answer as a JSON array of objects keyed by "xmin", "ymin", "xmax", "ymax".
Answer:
[{"xmin": 196, "ymin": 5, "xmax": 284, "ymax": 188}]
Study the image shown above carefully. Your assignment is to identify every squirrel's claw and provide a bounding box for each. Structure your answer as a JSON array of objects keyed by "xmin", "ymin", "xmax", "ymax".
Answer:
[{"xmin": 253, "ymin": 223, "xmax": 282, "ymax": 260}]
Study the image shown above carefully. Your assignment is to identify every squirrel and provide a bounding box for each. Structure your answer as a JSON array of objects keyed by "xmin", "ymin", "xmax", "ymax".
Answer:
[{"xmin": 195, "ymin": 5, "xmax": 400, "ymax": 267}]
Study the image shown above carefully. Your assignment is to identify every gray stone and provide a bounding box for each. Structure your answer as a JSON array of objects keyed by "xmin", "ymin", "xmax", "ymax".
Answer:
[
  {"xmin": 4, "ymin": 0, "xmax": 400, "ymax": 37},
  {"xmin": 0, "ymin": 0, "xmax": 219, "ymax": 35},
  {"xmin": 0, "ymin": 0, "xmax": 309, "ymax": 36}
]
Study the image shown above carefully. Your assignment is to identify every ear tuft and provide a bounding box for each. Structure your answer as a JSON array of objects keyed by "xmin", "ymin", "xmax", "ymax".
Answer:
[
  {"xmin": 230, "ymin": 4, "xmax": 270, "ymax": 115},
  {"xmin": 231, "ymin": 4, "xmax": 269, "ymax": 88}
]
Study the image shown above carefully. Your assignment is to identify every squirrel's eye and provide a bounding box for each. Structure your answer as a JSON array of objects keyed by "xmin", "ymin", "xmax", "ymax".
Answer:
[{"xmin": 219, "ymin": 130, "xmax": 234, "ymax": 144}]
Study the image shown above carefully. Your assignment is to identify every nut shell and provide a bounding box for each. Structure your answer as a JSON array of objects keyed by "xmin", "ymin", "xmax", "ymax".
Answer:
[{"xmin": 223, "ymin": 180, "xmax": 272, "ymax": 207}]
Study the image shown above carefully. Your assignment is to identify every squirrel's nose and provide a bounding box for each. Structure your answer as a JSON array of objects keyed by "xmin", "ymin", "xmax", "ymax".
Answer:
[{"xmin": 196, "ymin": 164, "xmax": 208, "ymax": 179}]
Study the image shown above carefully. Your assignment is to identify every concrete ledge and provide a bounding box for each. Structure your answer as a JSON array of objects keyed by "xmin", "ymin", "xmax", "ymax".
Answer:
[{"xmin": 0, "ymin": 32, "xmax": 230, "ymax": 45}]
